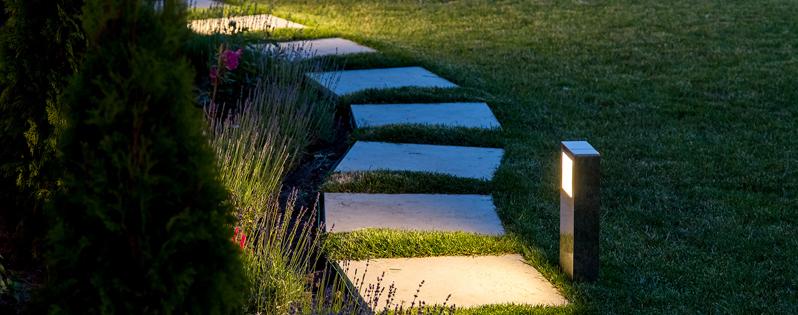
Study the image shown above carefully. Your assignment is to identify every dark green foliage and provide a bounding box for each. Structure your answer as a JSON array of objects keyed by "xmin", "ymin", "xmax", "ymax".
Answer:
[
  {"xmin": 0, "ymin": 0, "xmax": 85, "ymax": 263},
  {"xmin": 0, "ymin": 0, "xmax": 85, "ymax": 199},
  {"xmin": 38, "ymin": 0, "xmax": 247, "ymax": 313}
]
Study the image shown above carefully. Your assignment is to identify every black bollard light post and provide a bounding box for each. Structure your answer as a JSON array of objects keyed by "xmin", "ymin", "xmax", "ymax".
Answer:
[{"xmin": 560, "ymin": 141, "xmax": 601, "ymax": 281}]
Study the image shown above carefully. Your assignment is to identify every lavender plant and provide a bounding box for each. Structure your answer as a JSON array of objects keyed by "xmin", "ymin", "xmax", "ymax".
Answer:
[
  {"xmin": 205, "ymin": 100, "xmax": 288, "ymax": 224},
  {"xmin": 191, "ymin": 5, "xmax": 338, "ymax": 168},
  {"xmin": 292, "ymin": 258, "xmax": 457, "ymax": 315},
  {"xmin": 193, "ymin": 5, "xmax": 352, "ymax": 314},
  {"xmin": 250, "ymin": 51, "xmax": 339, "ymax": 169},
  {"xmin": 202, "ymin": 43, "xmax": 338, "ymax": 315},
  {"xmin": 206, "ymin": 95, "xmax": 315, "ymax": 315},
  {"xmin": 235, "ymin": 188, "xmax": 324, "ymax": 314},
  {"xmin": 204, "ymin": 96, "xmax": 450, "ymax": 314}
]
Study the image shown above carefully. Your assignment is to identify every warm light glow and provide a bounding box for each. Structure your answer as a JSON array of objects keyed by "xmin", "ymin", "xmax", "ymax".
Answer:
[{"xmin": 562, "ymin": 152, "xmax": 573, "ymax": 197}]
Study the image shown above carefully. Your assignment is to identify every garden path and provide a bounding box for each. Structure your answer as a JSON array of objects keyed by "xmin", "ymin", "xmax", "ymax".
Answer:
[
  {"xmin": 333, "ymin": 142, "xmax": 503, "ymax": 180},
  {"xmin": 306, "ymin": 67, "xmax": 458, "ymax": 98},
  {"xmin": 298, "ymin": 39, "xmax": 569, "ymax": 310}
]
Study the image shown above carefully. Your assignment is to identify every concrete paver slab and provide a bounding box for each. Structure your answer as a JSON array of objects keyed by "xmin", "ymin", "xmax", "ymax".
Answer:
[
  {"xmin": 324, "ymin": 193, "xmax": 503, "ymax": 235},
  {"xmin": 333, "ymin": 142, "xmax": 503, "ymax": 180},
  {"xmin": 183, "ymin": 0, "xmax": 228, "ymax": 9},
  {"xmin": 189, "ymin": 14, "xmax": 305, "ymax": 35},
  {"xmin": 351, "ymin": 103, "xmax": 501, "ymax": 129},
  {"xmin": 340, "ymin": 255, "xmax": 568, "ymax": 309},
  {"xmin": 265, "ymin": 38, "xmax": 377, "ymax": 60},
  {"xmin": 306, "ymin": 67, "xmax": 458, "ymax": 98}
]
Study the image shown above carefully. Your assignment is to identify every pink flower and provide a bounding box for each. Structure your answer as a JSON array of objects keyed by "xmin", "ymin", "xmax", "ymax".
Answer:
[
  {"xmin": 210, "ymin": 66, "xmax": 218, "ymax": 83},
  {"xmin": 224, "ymin": 50, "xmax": 239, "ymax": 70}
]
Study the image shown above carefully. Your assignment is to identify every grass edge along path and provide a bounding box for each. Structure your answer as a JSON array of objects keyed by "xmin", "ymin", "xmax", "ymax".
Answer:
[
  {"xmin": 324, "ymin": 228, "xmax": 521, "ymax": 261},
  {"xmin": 321, "ymin": 170, "xmax": 493, "ymax": 195}
]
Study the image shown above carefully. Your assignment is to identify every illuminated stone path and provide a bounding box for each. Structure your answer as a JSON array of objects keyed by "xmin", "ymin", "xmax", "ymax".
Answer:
[
  {"xmin": 296, "ymin": 38, "xmax": 570, "ymax": 310},
  {"xmin": 324, "ymin": 193, "xmax": 503, "ymax": 235},
  {"xmin": 333, "ymin": 141, "xmax": 503, "ymax": 180},
  {"xmin": 306, "ymin": 66, "xmax": 458, "ymax": 98},
  {"xmin": 341, "ymin": 255, "xmax": 568, "ymax": 309},
  {"xmin": 266, "ymin": 38, "xmax": 378, "ymax": 60}
]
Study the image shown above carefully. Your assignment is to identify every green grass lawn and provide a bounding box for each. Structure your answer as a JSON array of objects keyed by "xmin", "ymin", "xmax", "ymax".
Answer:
[
  {"xmin": 324, "ymin": 228, "xmax": 521, "ymax": 260},
  {"xmin": 321, "ymin": 170, "xmax": 494, "ymax": 194},
  {"xmin": 254, "ymin": 0, "xmax": 797, "ymax": 313}
]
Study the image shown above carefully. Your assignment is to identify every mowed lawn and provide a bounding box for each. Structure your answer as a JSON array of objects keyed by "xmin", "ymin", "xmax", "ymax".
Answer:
[{"xmin": 258, "ymin": 0, "xmax": 798, "ymax": 313}]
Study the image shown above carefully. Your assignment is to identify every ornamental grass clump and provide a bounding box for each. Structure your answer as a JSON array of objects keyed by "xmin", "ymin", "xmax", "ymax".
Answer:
[
  {"xmin": 188, "ymin": 6, "xmax": 338, "ymax": 161},
  {"xmin": 205, "ymin": 75, "xmax": 332, "ymax": 314},
  {"xmin": 250, "ymin": 53, "xmax": 338, "ymax": 169},
  {"xmin": 205, "ymin": 99, "xmax": 289, "ymax": 228},
  {"xmin": 206, "ymin": 98, "xmax": 327, "ymax": 314},
  {"xmin": 194, "ymin": 4, "xmax": 349, "ymax": 314},
  {"xmin": 235, "ymin": 188, "xmax": 325, "ymax": 314},
  {"xmin": 203, "ymin": 46, "xmax": 338, "ymax": 225},
  {"xmin": 204, "ymin": 38, "xmax": 338, "ymax": 315},
  {"xmin": 200, "ymin": 50, "xmax": 338, "ymax": 169}
]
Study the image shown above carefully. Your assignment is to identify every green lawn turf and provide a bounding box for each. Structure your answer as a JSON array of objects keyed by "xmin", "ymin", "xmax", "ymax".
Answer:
[
  {"xmin": 253, "ymin": 0, "xmax": 797, "ymax": 313},
  {"xmin": 321, "ymin": 170, "xmax": 493, "ymax": 195},
  {"xmin": 324, "ymin": 228, "xmax": 521, "ymax": 260}
]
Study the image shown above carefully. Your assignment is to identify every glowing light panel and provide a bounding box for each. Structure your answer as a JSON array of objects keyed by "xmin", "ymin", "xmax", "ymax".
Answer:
[{"xmin": 562, "ymin": 152, "xmax": 573, "ymax": 197}]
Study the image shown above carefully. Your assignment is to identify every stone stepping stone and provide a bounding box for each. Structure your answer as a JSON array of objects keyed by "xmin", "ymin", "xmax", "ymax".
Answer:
[
  {"xmin": 341, "ymin": 254, "xmax": 568, "ymax": 309},
  {"xmin": 265, "ymin": 38, "xmax": 377, "ymax": 60},
  {"xmin": 334, "ymin": 142, "xmax": 503, "ymax": 180},
  {"xmin": 324, "ymin": 193, "xmax": 503, "ymax": 235},
  {"xmin": 183, "ymin": 0, "xmax": 229, "ymax": 9},
  {"xmin": 189, "ymin": 14, "xmax": 305, "ymax": 35},
  {"xmin": 306, "ymin": 67, "xmax": 458, "ymax": 98},
  {"xmin": 351, "ymin": 102, "xmax": 501, "ymax": 129}
]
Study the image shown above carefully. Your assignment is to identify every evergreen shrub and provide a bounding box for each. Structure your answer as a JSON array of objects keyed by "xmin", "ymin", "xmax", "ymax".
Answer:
[
  {"xmin": 38, "ymin": 0, "xmax": 246, "ymax": 313},
  {"xmin": 0, "ymin": 0, "xmax": 85, "ymax": 263}
]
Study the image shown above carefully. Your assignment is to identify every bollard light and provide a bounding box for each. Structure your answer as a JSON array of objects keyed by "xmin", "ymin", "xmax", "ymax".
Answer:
[
  {"xmin": 560, "ymin": 141, "xmax": 600, "ymax": 281},
  {"xmin": 562, "ymin": 152, "xmax": 573, "ymax": 197}
]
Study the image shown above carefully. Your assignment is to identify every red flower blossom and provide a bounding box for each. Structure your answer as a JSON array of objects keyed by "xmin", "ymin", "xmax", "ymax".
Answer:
[
  {"xmin": 233, "ymin": 227, "xmax": 246, "ymax": 249},
  {"xmin": 224, "ymin": 50, "xmax": 239, "ymax": 70}
]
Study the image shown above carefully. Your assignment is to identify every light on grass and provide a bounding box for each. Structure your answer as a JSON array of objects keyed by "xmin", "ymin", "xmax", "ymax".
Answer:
[{"xmin": 560, "ymin": 141, "xmax": 600, "ymax": 282}]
